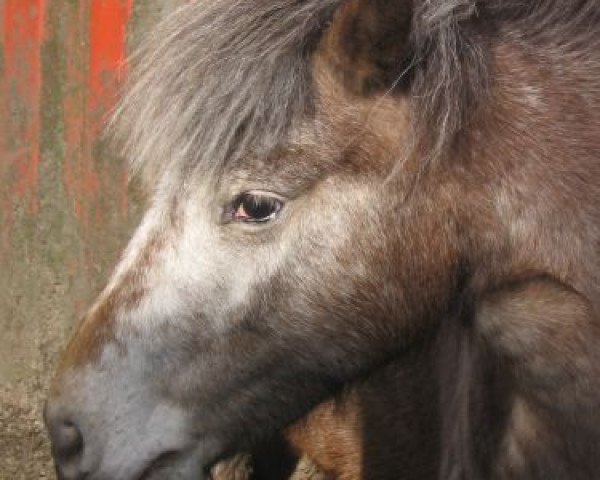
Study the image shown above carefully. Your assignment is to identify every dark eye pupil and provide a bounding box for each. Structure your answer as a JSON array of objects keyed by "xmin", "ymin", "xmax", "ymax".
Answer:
[{"xmin": 241, "ymin": 194, "xmax": 280, "ymax": 221}]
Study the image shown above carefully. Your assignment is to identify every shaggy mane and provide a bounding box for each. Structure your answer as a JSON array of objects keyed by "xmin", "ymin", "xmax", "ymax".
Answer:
[{"xmin": 112, "ymin": 0, "xmax": 600, "ymax": 184}]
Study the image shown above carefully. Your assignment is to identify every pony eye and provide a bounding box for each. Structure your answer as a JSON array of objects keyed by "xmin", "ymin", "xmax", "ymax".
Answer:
[{"xmin": 232, "ymin": 193, "xmax": 283, "ymax": 223}]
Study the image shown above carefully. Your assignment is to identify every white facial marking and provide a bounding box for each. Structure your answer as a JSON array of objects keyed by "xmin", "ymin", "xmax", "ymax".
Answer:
[{"xmin": 101, "ymin": 183, "xmax": 291, "ymax": 341}]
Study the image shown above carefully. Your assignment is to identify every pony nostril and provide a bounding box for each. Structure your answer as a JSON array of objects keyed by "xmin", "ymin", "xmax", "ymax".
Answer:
[
  {"xmin": 45, "ymin": 402, "xmax": 89, "ymax": 479},
  {"xmin": 50, "ymin": 420, "xmax": 84, "ymax": 462},
  {"xmin": 58, "ymin": 422, "xmax": 83, "ymax": 457}
]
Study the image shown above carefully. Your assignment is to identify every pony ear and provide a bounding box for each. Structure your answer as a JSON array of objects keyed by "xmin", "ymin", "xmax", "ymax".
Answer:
[{"xmin": 322, "ymin": 0, "xmax": 413, "ymax": 95}]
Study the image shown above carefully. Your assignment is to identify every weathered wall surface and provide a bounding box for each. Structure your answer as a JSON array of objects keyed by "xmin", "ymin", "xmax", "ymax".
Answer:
[{"xmin": 0, "ymin": 1, "xmax": 183, "ymax": 477}]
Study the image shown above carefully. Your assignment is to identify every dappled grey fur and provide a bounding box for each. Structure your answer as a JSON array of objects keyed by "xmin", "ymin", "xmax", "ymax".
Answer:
[{"xmin": 113, "ymin": 0, "xmax": 600, "ymax": 181}]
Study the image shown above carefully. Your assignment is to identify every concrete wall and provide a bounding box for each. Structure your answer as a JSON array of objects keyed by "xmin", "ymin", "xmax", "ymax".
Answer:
[{"xmin": 0, "ymin": 1, "xmax": 183, "ymax": 477}]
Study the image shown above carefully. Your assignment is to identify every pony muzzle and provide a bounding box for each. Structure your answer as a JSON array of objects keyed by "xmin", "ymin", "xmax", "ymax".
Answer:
[{"xmin": 45, "ymin": 354, "xmax": 212, "ymax": 480}]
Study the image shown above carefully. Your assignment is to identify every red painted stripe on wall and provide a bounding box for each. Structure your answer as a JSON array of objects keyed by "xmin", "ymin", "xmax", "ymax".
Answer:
[
  {"xmin": 62, "ymin": 0, "xmax": 134, "ymax": 226},
  {"xmin": 3, "ymin": 0, "xmax": 46, "ymax": 214},
  {"xmin": 0, "ymin": 5, "xmax": 6, "ymax": 162},
  {"xmin": 88, "ymin": 0, "xmax": 134, "ymax": 219},
  {"xmin": 88, "ymin": 0, "xmax": 133, "ymax": 132},
  {"xmin": 0, "ymin": 5, "xmax": 8, "ymax": 256}
]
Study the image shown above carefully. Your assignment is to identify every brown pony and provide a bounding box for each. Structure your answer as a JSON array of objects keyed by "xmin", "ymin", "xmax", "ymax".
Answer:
[{"xmin": 45, "ymin": 0, "xmax": 600, "ymax": 479}]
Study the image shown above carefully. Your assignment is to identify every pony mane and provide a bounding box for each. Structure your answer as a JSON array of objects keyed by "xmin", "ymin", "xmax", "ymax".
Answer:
[{"xmin": 112, "ymin": 0, "xmax": 600, "ymax": 184}]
